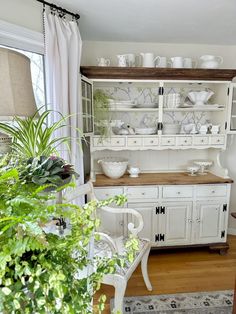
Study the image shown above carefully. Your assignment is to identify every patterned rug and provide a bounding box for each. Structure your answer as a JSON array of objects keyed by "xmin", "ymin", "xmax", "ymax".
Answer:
[{"xmin": 110, "ymin": 290, "xmax": 233, "ymax": 313}]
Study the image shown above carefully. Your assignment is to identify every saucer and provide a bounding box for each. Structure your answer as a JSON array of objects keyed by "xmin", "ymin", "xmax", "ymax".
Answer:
[{"xmin": 129, "ymin": 174, "xmax": 139, "ymax": 178}]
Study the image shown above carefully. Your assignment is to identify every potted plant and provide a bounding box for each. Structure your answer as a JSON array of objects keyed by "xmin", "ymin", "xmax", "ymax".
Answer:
[
  {"xmin": 0, "ymin": 164, "xmax": 138, "ymax": 313},
  {"xmin": 93, "ymin": 89, "xmax": 111, "ymax": 140},
  {"xmin": 20, "ymin": 155, "xmax": 78, "ymax": 186},
  {"xmin": 0, "ymin": 109, "xmax": 70, "ymax": 158}
]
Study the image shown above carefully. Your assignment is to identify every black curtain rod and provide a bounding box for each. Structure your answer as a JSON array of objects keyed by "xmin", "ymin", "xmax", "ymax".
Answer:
[{"xmin": 37, "ymin": 0, "xmax": 80, "ymax": 20}]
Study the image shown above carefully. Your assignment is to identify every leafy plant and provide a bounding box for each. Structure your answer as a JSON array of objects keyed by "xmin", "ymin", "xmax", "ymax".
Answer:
[
  {"xmin": 20, "ymin": 155, "xmax": 78, "ymax": 186},
  {"xmin": 0, "ymin": 165, "xmax": 138, "ymax": 313},
  {"xmin": 0, "ymin": 109, "xmax": 70, "ymax": 158},
  {"xmin": 93, "ymin": 89, "xmax": 111, "ymax": 139}
]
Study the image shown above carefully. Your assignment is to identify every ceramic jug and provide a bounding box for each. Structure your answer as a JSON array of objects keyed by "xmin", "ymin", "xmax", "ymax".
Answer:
[
  {"xmin": 156, "ymin": 56, "xmax": 167, "ymax": 67},
  {"xmin": 97, "ymin": 57, "xmax": 110, "ymax": 67},
  {"xmin": 117, "ymin": 55, "xmax": 127, "ymax": 67},
  {"xmin": 140, "ymin": 53, "xmax": 159, "ymax": 67},
  {"xmin": 200, "ymin": 55, "xmax": 223, "ymax": 69},
  {"xmin": 170, "ymin": 57, "xmax": 184, "ymax": 68}
]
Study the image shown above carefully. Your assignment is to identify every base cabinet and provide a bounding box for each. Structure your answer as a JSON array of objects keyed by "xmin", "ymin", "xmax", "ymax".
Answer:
[
  {"xmin": 159, "ymin": 202, "xmax": 193, "ymax": 246},
  {"xmin": 94, "ymin": 184, "xmax": 231, "ymax": 248},
  {"xmin": 127, "ymin": 203, "xmax": 155, "ymax": 242},
  {"xmin": 195, "ymin": 201, "xmax": 226, "ymax": 244}
]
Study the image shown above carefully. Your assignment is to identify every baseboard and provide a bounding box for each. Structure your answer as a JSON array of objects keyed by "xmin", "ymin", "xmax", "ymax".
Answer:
[{"xmin": 227, "ymin": 228, "xmax": 236, "ymax": 235}]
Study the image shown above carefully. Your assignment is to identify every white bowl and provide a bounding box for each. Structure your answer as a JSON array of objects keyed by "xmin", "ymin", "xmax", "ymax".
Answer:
[{"xmin": 98, "ymin": 157, "xmax": 128, "ymax": 179}]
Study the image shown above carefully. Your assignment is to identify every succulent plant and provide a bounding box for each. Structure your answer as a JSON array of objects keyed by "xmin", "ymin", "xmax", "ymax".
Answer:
[{"xmin": 21, "ymin": 155, "xmax": 78, "ymax": 186}]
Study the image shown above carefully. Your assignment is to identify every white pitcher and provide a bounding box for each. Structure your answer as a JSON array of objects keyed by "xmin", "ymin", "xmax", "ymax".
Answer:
[
  {"xmin": 140, "ymin": 53, "xmax": 159, "ymax": 67},
  {"xmin": 170, "ymin": 57, "xmax": 184, "ymax": 68},
  {"xmin": 117, "ymin": 55, "xmax": 127, "ymax": 67},
  {"xmin": 97, "ymin": 57, "xmax": 110, "ymax": 67},
  {"xmin": 199, "ymin": 55, "xmax": 223, "ymax": 69}
]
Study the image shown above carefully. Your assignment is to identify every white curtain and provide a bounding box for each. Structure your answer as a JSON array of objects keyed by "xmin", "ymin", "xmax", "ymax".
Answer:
[{"xmin": 44, "ymin": 12, "xmax": 84, "ymax": 190}]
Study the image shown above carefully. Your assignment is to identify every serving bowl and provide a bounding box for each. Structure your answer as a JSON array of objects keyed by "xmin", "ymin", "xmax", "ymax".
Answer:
[
  {"xmin": 188, "ymin": 90, "xmax": 214, "ymax": 106},
  {"xmin": 98, "ymin": 157, "xmax": 128, "ymax": 179}
]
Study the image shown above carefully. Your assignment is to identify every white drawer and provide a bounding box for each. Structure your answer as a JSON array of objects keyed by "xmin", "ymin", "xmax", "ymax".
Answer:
[
  {"xmin": 161, "ymin": 137, "xmax": 176, "ymax": 146},
  {"xmin": 193, "ymin": 136, "xmax": 209, "ymax": 146},
  {"xmin": 143, "ymin": 137, "xmax": 159, "ymax": 146},
  {"xmin": 177, "ymin": 136, "xmax": 192, "ymax": 146},
  {"xmin": 162, "ymin": 186, "xmax": 193, "ymax": 198},
  {"xmin": 127, "ymin": 186, "xmax": 159, "ymax": 200},
  {"xmin": 111, "ymin": 137, "xmax": 125, "ymax": 147},
  {"xmin": 93, "ymin": 137, "xmax": 111, "ymax": 147},
  {"xmin": 95, "ymin": 187, "xmax": 124, "ymax": 200},
  {"xmin": 196, "ymin": 185, "xmax": 227, "ymax": 198},
  {"xmin": 127, "ymin": 137, "xmax": 142, "ymax": 146},
  {"xmin": 210, "ymin": 135, "xmax": 225, "ymax": 145}
]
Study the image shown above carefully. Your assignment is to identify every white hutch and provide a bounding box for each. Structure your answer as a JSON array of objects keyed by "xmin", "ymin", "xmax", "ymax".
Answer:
[{"xmin": 81, "ymin": 67, "xmax": 236, "ymax": 254}]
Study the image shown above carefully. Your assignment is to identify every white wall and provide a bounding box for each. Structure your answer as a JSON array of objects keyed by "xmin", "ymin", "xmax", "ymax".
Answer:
[
  {"xmin": 82, "ymin": 40, "xmax": 236, "ymax": 68},
  {"xmin": 0, "ymin": 0, "xmax": 43, "ymax": 33}
]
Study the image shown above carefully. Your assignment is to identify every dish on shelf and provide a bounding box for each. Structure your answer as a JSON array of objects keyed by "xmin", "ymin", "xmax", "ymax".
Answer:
[
  {"xmin": 98, "ymin": 157, "xmax": 128, "ymax": 179},
  {"xmin": 187, "ymin": 90, "xmax": 214, "ymax": 106},
  {"xmin": 135, "ymin": 127, "xmax": 157, "ymax": 135},
  {"xmin": 193, "ymin": 160, "xmax": 213, "ymax": 175}
]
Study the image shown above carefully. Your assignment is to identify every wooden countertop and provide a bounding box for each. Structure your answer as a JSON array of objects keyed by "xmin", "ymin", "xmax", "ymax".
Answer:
[{"xmin": 93, "ymin": 172, "xmax": 233, "ymax": 187}]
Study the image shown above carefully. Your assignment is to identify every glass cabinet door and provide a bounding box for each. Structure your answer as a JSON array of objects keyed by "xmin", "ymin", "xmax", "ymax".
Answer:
[
  {"xmin": 229, "ymin": 83, "xmax": 236, "ymax": 132},
  {"xmin": 81, "ymin": 77, "xmax": 93, "ymax": 134}
]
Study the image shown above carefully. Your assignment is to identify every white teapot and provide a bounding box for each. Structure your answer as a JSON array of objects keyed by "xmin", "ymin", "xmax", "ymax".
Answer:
[{"xmin": 199, "ymin": 55, "xmax": 223, "ymax": 69}]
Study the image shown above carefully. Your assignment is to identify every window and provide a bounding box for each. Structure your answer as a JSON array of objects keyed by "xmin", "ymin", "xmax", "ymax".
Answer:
[
  {"xmin": 0, "ymin": 45, "xmax": 45, "ymax": 109},
  {"xmin": 0, "ymin": 20, "xmax": 45, "ymax": 109}
]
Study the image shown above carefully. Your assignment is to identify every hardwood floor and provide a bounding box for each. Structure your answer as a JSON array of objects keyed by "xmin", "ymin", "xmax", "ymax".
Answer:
[{"xmin": 95, "ymin": 235, "xmax": 236, "ymax": 313}]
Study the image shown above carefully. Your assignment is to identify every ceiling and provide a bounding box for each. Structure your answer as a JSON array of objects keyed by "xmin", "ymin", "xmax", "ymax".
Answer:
[{"xmin": 53, "ymin": 0, "xmax": 236, "ymax": 45}]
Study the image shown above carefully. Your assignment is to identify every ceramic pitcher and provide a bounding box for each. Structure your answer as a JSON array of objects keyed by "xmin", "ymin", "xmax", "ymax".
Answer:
[
  {"xmin": 117, "ymin": 55, "xmax": 127, "ymax": 67},
  {"xmin": 140, "ymin": 53, "xmax": 159, "ymax": 67}
]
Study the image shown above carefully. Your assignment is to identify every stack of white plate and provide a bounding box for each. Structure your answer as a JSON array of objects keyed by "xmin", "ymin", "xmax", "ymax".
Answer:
[{"xmin": 108, "ymin": 99, "xmax": 135, "ymax": 110}]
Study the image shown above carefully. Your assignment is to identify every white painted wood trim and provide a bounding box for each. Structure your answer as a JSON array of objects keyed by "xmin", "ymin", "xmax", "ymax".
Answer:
[
  {"xmin": 0, "ymin": 19, "xmax": 44, "ymax": 54},
  {"xmin": 227, "ymin": 228, "xmax": 236, "ymax": 235}
]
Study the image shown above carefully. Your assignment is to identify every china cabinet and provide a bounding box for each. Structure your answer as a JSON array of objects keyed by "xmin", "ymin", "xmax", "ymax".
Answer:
[{"xmin": 80, "ymin": 66, "xmax": 236, "ymax": 253}]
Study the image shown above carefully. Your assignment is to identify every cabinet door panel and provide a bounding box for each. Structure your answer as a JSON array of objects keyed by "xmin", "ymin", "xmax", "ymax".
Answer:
[
  {"xmin": 196, "ymin": 201, "xmax": 224, "ymax": 244},
  {"xmin": 94, "ymin": 187, "xmax": 125, "ymax": 237},
  {"xmin": 162, "ymin": 202, "xmax": 192, "ymax": 246},
  {"xmin": 127, "ymin": 203, "xmax": 156, "ymax": 242}
]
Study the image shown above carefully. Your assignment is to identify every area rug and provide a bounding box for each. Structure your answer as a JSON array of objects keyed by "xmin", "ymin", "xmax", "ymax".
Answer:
[{"xmin": 110, "ymin": 290, "xmax": 233, "ymax": 313}]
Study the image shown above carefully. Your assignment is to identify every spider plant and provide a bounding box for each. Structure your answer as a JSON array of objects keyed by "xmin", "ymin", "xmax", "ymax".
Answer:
[{"xmin": 0, "ymin": 109, "xmax": 70, "ymax": 158}]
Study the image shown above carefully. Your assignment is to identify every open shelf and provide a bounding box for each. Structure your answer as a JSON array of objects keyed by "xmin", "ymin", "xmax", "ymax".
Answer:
[
  {"xmin": 81, "ymin": 66, "xmax": 236, "ymax": 81},
  {"xmin": 163, "ymin": 107, "xmax": 225, "ymax": 112},
  {"xmin": 109, "ymin": 108, "xmax": 158, "ymax": 112}
]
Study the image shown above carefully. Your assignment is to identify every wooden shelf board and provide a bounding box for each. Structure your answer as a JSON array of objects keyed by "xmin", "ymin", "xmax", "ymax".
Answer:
[
  {"xmin": 81, "ymin": 66, "xmax": 236, "ymax": 81},
  {"xmin": 109, "ymin": 108, "xmax": 158, "ymax": 112},
  {"xmin": 163, "ymin": 107, "xmax": 225, "ymax": 112},
  {"xmin": 93, "ymin": 172, "xmax": 233, "ymax": 187}
]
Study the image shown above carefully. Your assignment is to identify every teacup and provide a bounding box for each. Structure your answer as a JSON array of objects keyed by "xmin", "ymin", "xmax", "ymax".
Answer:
[{"xmin": 128, "ymin": 166, "xmax": 141, "ymax": 178}]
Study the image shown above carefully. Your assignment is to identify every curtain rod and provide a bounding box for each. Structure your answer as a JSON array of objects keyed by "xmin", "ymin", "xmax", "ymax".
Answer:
[{"xmin": 37, "ymin": 0, "xmax": 80, "ymax": 20}]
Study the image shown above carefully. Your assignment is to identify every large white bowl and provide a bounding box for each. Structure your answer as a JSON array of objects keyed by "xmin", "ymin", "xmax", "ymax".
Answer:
[{"xmin": 98, "ymin": 157, "xmax": 128, "ymax": 179}]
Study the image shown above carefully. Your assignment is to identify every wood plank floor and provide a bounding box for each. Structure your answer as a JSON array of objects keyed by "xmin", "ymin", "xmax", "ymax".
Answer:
[{"xmin": 95, "ymin": 235, "xmax": 236, "ymax": 313}]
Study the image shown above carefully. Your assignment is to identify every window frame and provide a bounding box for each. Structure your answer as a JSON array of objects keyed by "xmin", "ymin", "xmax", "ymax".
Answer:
[{"xmin": 0, "ymin": 19, "xmax": 44, "ymax": 54}]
